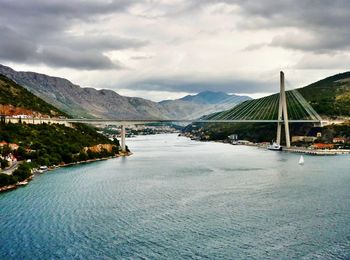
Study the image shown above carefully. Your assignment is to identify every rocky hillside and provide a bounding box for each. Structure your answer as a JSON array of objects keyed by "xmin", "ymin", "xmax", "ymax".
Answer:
[
  {"xmin": 0, "ymin": 64, "xmax": 169, "ymax": 119},
  {"xmin": 0, "ymin": 64, "xmax": 248, "ymax": 120}
]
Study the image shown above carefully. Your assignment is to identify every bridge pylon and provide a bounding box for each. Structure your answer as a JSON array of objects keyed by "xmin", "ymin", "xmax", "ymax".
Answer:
[
  {"xmin": 276, "ymin": 71, "xmax": 291, "ymax": 148},
  {"xmin": 121, "ymin": 124, "xmax": 126, "ymax": 152}
]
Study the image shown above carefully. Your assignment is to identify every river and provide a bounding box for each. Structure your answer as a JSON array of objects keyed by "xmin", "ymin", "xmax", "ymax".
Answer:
[{"xmin": 0, "ymin": 134, "xmax": 349, "ymax": 259}]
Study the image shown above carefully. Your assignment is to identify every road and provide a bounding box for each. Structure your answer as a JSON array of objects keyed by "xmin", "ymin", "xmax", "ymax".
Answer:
[{"xmin": 1, "ymin": 161, "xmax": 21, "ymax": 175}]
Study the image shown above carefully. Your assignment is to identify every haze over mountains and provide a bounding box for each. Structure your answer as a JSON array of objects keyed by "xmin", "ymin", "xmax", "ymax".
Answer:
[{"xmin": 0, "ymin": 64, "xmax": 250, "ymax": 120}]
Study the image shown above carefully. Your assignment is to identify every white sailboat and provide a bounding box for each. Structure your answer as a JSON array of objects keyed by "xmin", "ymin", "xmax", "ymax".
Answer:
[{"xmin": 298, "ymin": 155, "xmax": 304, "ymax": 165}]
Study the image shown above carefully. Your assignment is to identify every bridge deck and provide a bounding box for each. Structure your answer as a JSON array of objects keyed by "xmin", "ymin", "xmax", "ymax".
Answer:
[
  {"xmin": 56, "ymin": 119, "xmax": 321, "ymax": 124},
  {"xmin": 5, "ymin": 117, "xmax": 321, "ymax": 124}
]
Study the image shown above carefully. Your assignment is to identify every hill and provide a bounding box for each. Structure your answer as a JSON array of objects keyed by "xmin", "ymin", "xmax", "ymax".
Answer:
[
  {"xmin": 0, "ymin": 74, "xmax": 122, "ymax": 189},
  {"xmin": 0, "ymin": 64, "xmax": 248, "ymax": 120},
  {"xmin": 0, "ymin": 74, "xmax": 65, "ymax": 117},
  {"xmin": 298, "ymin": 71, "xmax": 350, "ymax": 117}
]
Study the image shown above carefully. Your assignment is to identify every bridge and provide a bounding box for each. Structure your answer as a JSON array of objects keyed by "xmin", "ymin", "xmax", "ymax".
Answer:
[{"xmin": 4, "ymin": 71, "xmax": 322, "ymax": 152}]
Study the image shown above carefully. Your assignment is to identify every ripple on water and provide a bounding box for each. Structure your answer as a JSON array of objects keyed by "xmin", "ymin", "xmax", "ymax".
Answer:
[{"xmin": 0, "ymin": 134, "xmax": 349, "ymax": 259}]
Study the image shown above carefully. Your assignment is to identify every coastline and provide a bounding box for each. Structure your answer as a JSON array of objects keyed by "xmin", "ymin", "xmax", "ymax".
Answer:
[
  {"xmin": 184, "ymin": 136, "xmax": 350, "ymax": 156},
  {"xmin": 0, "ymin": 152, "xmax": 132, "ymax": 193}
]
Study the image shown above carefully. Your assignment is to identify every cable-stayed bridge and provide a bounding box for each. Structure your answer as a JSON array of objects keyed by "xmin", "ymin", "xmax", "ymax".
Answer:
[{"xmin": 4, "ymin": 72, "xmax": 323, "ymax": 151}]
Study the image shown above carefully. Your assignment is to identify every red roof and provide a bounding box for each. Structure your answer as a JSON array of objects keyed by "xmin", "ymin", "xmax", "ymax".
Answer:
[{"xmin": 312, "ymin": 143, "xmax": 334, "ymax": 149}]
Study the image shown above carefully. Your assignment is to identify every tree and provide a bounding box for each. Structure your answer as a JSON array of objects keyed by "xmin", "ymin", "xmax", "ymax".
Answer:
[
  {"xmin": 0, "ymin": 159, "xmax": 9, "ymax": 169},
  {"xmin": 0, "ymin": 174, "xmax": 17, "ymax": 187},
  {"xmin": 13, "ymin": 163, "xmax": 32, "ymax": 182}
]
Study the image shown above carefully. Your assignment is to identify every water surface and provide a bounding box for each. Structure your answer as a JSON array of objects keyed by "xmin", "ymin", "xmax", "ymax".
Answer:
[{"xmin": 0, "ymin": 134, "xmax": 349, "ymax": 259}]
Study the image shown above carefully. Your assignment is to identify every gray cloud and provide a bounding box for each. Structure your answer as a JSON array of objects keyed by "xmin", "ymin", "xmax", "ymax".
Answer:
[
  {"xmin": 228, "ymin": 0, "xmax": 350, "ymax": 52},
  {"xmin": 295, "ymin": 53, "xmax": 350, "ymax": 70},
  {"xmin": 55, "ymin": 35, "xmax": 148, "ymax": 52},
  {"xmin": 0, "ymin": 26, "xmax": 37, "ymax": 62},
  {"xmin": 38, "ymin": 47, "xmax": 122, "ymax": 70},
  {"xmin": 184, "ymin": 0, "xmax": 350, "ymax": 53},
  {"xmin": 0, "ymin": 0, "xmax": 145, "ymax": 70},
  {"xmin": 126, "ymin": 76, "xmax": 276, "ymax": 94}
]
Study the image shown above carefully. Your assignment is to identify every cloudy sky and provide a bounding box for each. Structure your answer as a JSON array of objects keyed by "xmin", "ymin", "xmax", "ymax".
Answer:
[{"xmin": 1, "ymin": 0, "xmax": 349, "ymax": 101}]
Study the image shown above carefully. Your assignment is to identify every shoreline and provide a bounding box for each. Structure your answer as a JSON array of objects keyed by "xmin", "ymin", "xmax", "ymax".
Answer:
[
  {"xmin": 0, "ymin": 152, "xmax": 132, "ymax": 193},
  {"xmin": 184, "ymin": 136, "xmax": 350, "ymax": 156}
]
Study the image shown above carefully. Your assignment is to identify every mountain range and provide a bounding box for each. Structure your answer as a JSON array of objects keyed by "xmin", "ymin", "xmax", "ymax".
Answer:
[{"xmin": 0, "ymin": 64, "xmax": 250, "ymax": 119}]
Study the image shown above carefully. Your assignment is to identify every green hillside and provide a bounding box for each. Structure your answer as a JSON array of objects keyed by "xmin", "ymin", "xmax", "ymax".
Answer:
[
  {"xmin": 0, "ymin": 75, "xmax": 122, "ymax": 189},
  {"xmin": 0, "ymin": 74, "xmax": 65, "ymax": 117},
  {"xmin": 298, "ymin": 72, "xmax": 350, "ymax": 117}
]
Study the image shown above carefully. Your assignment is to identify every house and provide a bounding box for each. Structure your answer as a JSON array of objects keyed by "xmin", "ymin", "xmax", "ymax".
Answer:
[
  {"xmin": 0, "ymin": 141, "xmax": 19, "ymax": 150},
  {"xmin": 333, "ymin": 137, "xmax": 346, "ymax": 143},
  {"xmin": 228, "ymin": 134, "xmax": 238, "ymax": 140},
  {"xmin": 4, "ymin": 153, "xmax": 17, "ymax": 167},
  {"xmin": 9, "ymin": 143, "xmax": 19, "ymax": 150}
]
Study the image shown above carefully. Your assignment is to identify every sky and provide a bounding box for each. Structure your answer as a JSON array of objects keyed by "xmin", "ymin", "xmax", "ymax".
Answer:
[{"xmin": 0, "ymin": 0, "xmax": 350, "ymax": 101}]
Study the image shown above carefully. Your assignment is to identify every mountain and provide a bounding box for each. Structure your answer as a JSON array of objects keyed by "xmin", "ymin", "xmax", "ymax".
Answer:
[
  {"xmin": 179, "ymin": 91, "xmax": 248, "ymax": 104},
  {"xmin": 0, "ymin": 74, "xmax": 65, "ymax": 117},
  {"xmin": 0, "ymin": 64, "xmax": 249, "ymax": 120},
  {"xmin": 0, "ymin": 64, "xmax": 169, "ymax": 119},
  {"xmin": 160, "ymin": 91, "xmax": 251, "ymax": 119}
]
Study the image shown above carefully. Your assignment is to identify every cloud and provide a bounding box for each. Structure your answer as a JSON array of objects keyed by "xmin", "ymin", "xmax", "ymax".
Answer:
[
  {"xmin": 126, "ymin": 76, "xmax": 276, "ymax": 94},
  {"xmin": 38, "ymin": 47, "xmax": 122, "ymax": 70},
  {"xmin": 61, "ymin": 35, "xmax": 148, "ymax": 52},
  {"xmin": 1, "ymin": 0, "xmax": 350, "ymax": 98},
  {"xmin": 295, "ymin": 53, "xmax": 350, "ymax": 70},
  {"xmin": 0, "ymin": 26, "xmax": 37, "ymax": 62},
  {"xmin": 180, "ymin": 0, "xmax": 350, "ymax": 53},
  {"xmin": 0, "ymin": 0, "xmax": 146, "ymax": 70},
  {"xmin": 228, "ymin": 0, "xmax": 350, "ymax": 52}
]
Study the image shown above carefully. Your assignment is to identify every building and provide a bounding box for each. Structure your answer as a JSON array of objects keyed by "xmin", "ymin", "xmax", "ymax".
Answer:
[
  {"xmin": 292, "ymin": 136, "xmax": 317, "ymax": 143},
  {"xmin": 0, "ymin": 141, "xmax": 19, "ymax": 150},
  {"xmin": 228, "ymin": 134, "xmax": 238, "ymax": 140},
  {"xmin": 333, "ymin": 137, "xmax": 346, "ymax": 143}
]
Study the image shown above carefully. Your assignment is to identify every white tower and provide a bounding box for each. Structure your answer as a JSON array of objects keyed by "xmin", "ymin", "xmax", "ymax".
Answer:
[{"xmin": 276, "ymin": 71, "xmax": 291, "ymax": 148}]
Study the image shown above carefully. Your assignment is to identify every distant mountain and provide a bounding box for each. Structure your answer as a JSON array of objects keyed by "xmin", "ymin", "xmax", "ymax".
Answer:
[
  {"xmin": 0, "ymin": 64, "xmax": 249, "ymax": 120},
  {"xmin": 0, "ymin": 74, "xmax": 65, "ymax": 117},
  {"xmin": 179, "ymin": 91, "xmax": 248, "ymax": 104},
  {"xmin": 159, "ymin": 91, "xmax": 251, "ymax": 119}
]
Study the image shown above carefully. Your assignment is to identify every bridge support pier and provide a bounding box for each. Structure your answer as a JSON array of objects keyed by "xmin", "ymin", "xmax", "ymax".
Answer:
[
  {"xmin": 121, "ymin": 124, "xmax": 126, "ymax": 152},
  {"xmin": 276, "ymin": 71, "xmax": 291, "ymax": 148}
]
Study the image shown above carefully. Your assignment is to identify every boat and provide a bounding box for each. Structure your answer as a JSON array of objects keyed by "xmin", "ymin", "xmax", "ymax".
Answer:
[
  {"xmin": 17, "ymin": 181, "xmax": 28, "ymax": 186},
  {"xmin": 267, "ymin": 142, "xmax": 282, "ymax": 151},
  {"xmin": 37, "ymin": 165, "xmax": 48, "ymax": 173},
  {"xmin": 299, "ymin": 155, "xmax": 304, "ymax": 165}
]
